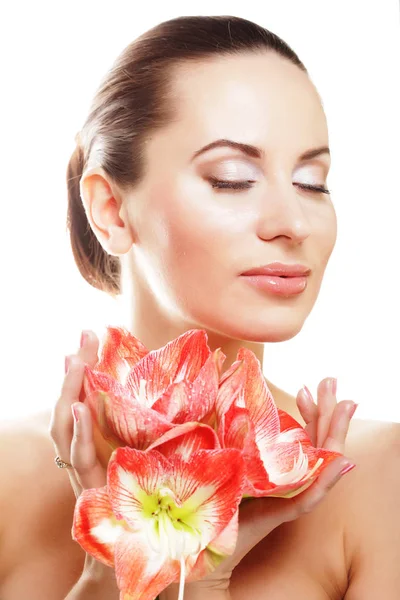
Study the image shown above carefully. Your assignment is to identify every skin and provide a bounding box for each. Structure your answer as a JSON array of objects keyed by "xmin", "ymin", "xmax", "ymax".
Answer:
[
  {"xmin": 0, "ymin": 51, "xmax": 399, "ymax": 600},
  {"xmin": 83, "ymin": 51, "xmax": 336, "ymax": 371}
]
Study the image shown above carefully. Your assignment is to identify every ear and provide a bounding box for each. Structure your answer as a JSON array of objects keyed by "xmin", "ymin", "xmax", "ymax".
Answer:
[{"xmin": 79, "ymin": 167, "xmax": 135, "ymax": 257}]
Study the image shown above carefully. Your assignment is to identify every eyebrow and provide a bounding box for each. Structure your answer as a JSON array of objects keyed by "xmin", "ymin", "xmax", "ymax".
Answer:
[{"xmin": 191, "ymin": 139, "xmax": 330, "ymax": 162}]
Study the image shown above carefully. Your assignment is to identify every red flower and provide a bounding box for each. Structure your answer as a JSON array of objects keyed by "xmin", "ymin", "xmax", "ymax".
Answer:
[
  {"xmin": 73, "ymin": 326, "xmax": 344, "ymax": 598},
  {"xmin": 72, "ymin": 447, "xmax": 245, "ymax": 600},
  {"xmin": 215, "ymin": 348, "xmax": 342, "ymax": 498},
  {"xmin": 81, "ymin": 327, "xmax": 223, "ymax": 466}
]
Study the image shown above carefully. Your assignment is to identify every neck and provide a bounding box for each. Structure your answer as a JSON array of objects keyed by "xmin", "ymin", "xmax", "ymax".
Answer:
[
  {"xmin": 116, "ymin": 261, "xmax": 264, "ymax": 374},
  {"xmin": 113, "ymin": 257, "xmax": 302, "ymax": 423}
]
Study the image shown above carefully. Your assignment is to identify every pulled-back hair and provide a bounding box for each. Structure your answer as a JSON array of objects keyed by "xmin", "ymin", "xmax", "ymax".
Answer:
[{"xmin": 66, "ymin": 15, "xmax": 306, "ymax": 298}]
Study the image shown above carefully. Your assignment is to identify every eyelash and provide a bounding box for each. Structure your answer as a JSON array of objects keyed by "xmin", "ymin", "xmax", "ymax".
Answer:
[{"xmin": 208, "ymin": 177, "xmax": 331, "ymax": 195}]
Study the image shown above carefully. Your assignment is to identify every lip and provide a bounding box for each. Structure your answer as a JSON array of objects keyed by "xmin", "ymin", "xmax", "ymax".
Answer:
[
  {"xmin": 241, "ymin": 262, "xmax": 311, "ymax": 277},
  {"xmin": 241, "ymin": 274, "xmax": 308, "ymax": 296},
  {"xmin": 240, "ymin": 262, "xmax": 310, "ymax": 297}
]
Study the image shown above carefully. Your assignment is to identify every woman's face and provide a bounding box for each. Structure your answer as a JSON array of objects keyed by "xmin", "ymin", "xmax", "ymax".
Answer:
[{"xmin": 126, "ymin": 51, "xmax": 337, "ymax": 343}]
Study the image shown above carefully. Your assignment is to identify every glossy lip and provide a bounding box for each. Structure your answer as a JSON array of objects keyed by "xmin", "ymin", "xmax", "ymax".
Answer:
[
  {"xmin": 241, "ymin": 262, "xmax": 311, "ymax": 277},
  {"xmin": 241, "ymin": 273, "xmax": 308, "ymax": 296}
]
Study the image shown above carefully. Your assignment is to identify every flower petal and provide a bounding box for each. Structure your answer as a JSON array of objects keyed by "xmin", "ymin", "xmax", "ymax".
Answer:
[
  {"xmin": 72, "ymin": 486, "xmax": 130, "ymax": 567},
  {"xmin": 106, "ymin": 446, "xmax": 244, "ymax": 585},
  {"xmin": 186, "ymin": 510, "xmax": 239, "ymax": 582},
  {"xmin": 216, "ymin": 359, "xmax": 245, "ymax": 420},
  {"xmin": 277, "ymin": 408, "xmax": 311, "ymax": 443},
  {"xmin": 167, "ymin": 449, "xmax": 245, "ymax": 550},
  {"xmin": 124, "ymin": 329, "xmax": 211, "ymax": 408},
  {"xmin": 83, "ymin": 368, "xmax": 173, "ymax": 450},
  {"xmin": 104, "ymin": 447, "xmax": 244, "ymax": 598},
  {"xmin": 223, "ymin": 403, "xmax": 271, "ymax": 494},
  {"xmin": 107, "ymin": 448, "xmax": 170, "ymax": 526},
  {"xmin": 152, "ymin": 349, "xmax": 222, "ymax": 425},
  {"xmin": 94, "ymin": 326, "xmax": 149, "ymax": 384},
  {"xmin": 236, "ymin": 348, "xmax": 280, "ymax": 447},
  {"xmin": 259, "ymin": 441, "xmax": 343, "ymax": 497},
  {"xmin": 189, "ymin": 348, "xmax": 224, "ymax": 422},
  {"xmin": 114, "ymin": 530, "xmax": 181, "ymax": 600},
  {"xmin": 146, "ymin": 421, "xmax": 221, "ymax": 459},
  {"xmin": 150, "ymin": 380, "xmax": 191, "ymax": 422}
]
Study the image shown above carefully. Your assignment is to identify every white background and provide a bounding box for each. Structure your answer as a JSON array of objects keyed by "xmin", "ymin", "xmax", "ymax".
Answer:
[{"xmin": 1, "ymin": 1, "xmax": 399, "ymax": 423}]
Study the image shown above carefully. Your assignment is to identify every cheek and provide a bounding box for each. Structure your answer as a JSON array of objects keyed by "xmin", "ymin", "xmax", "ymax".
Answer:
[
  {"xmin": 141, "ymin": 182, "xmax": 237, "ymax": 305},
  {"xmin": 306, "ymin": 205, "xmax": 337, "ymax": 303},
  {"xmin": 314, "ymin": 203, "xmax": 337, "ymax": 265}
]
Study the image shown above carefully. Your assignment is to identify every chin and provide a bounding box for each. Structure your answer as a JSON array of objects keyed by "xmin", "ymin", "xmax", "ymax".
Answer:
[
  {"xmin": 199, "ymin": 314, "xmax": 306, "ymax": 345},
  {"xmin": 245, "ymin": 321, "xmax": 304, "ymax": 343},
  {"xmin": 231, "ymin": 300, "xmax": 311, "ymax": 341},
  {"xmin": 260, "ymin": 325, "xmax": 303, "ymax": 343}
]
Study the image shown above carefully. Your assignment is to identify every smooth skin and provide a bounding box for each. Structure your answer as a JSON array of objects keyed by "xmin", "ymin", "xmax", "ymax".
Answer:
[{"xmin": 1, "ymin": 51, "xmax": 399, "ymax": 599}]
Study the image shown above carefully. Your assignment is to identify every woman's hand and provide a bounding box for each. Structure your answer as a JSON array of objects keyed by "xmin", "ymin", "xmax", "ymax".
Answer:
[
  {"xmin": 164, "ymin": 378, "xmax": 358, "ymax": 598},
  {"xmin": 48, "ymin": 330, "xmax": 116, "ymax": 585}
]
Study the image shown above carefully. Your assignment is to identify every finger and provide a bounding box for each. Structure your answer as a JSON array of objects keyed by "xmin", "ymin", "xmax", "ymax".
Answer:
[
  {"xmin": 77, "ymin": 329, "xmax": 100, "ymax": 367},
  {"xmin": 49, "ymin": 329, "xmax": 99, "ymax": 458},
  {"xmin": 49, "ymin": 355, "xmax": 85, "ymax": 458},
  {"xmin": 70, "ymin": 402, "xmax": 107, "ymax": 490},
  {"xmin": 321, "ymin": 400, "xmax": 358, "ymax": 453},
  {"xmin": 49, "ymin": 330, "xmax": 100, "ymax": 499},
  {"xmin": 316, "ymin": 378, "xmax": 337, "ymax": 448},
  {"xmin": 296, "ymin": 386, "xmax": 318, "ymax": 446},
  {"xmin": 77, "ymin": 330, "xmax": 100, "ymax": 402},
  {"xmin": 235, "ymin": 455, "xmax": 355, "ymax": 561},
  {"xmin": 287, "ymin": 456, "xmax": 356, "ymax": 520}
]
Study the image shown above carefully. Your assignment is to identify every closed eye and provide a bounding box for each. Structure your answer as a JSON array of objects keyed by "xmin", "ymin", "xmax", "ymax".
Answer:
[
  {"xmin": 295, "ymin": 183, "xmax": 331, "ymax": 194},
  {"xmin": 207, "ymin": 177, "xmax": 331, "ymax": 194}
]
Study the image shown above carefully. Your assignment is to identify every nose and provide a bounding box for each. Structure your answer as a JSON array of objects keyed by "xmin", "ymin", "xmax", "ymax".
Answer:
[{"xmin": 256, "ymin": 183, "xmax": 311, "ymax": 244}]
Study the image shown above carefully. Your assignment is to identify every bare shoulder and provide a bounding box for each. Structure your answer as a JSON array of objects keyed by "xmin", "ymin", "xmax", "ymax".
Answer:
[
  {"xmin": 344, "ymin": 416, "xmax": 399, "ymax": 488},
  {"xmin": 343, "ymin": 417, "xmax": 400, "ymax": 599},
  {"xmin": 0, "ymin": 411, "xmax": 84, "ymax": 589},
  {"xmin": 0, "ymin": 410, "xmax": 71, "ymax": 507},
  {"xmin": 346, "ymin": 415, "xmax": 400, "ymax": 451},
  {"xmin": 0, "ymin": 411, "xmax": 59, "ymax": 518},
  {"xmin": 231, "ymin": 393, "xmax": 399, "ymax": 600}
]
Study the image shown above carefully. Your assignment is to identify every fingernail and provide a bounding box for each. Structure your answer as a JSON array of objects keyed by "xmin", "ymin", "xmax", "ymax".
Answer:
[
  {"xmin": 72, "ymin": 404, "xmax": 80, "ymax": 424},
  {"xmin": 302, "ymin": 385, "xmax": 313, "ymax": 403},
  {"xmin": 340, "ymin": 462, "xmax": 356, "ymax": 476},
  {"xmin": 65, "ymin": 356, "xmax": 70, "ymax": 374},
  {"xmin": 349, "ymin": 403, "xmax": 359, "ymax": 419},
  {"xmin": 330, "ymin": 378, "xmax": 337, "ymax": 395},
  {"xmin": 80, "ymin": 331, "xmax": 88, "ymax": 348}
]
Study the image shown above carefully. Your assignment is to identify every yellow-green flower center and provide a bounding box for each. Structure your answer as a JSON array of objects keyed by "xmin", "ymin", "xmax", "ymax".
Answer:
[{"xmin": 141, "ymin": 486, "xmax": 202, "ymax": 559}]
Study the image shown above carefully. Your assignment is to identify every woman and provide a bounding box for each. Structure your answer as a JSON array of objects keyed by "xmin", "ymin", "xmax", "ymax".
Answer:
[{"xmin": 0, "ymin": 14, "xmax": 398, "ymax": 600}]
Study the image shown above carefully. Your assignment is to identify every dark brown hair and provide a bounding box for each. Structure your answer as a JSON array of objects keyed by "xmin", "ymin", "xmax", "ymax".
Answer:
[{"xmin": 66, "ymin": 15, "xmax": 307, "ymax": 298}]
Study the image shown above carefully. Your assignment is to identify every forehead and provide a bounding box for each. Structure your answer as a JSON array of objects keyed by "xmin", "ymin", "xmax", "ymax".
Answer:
[{"xmin": 168, "ymin": 51, "xmax": 328, "ymax": 151}]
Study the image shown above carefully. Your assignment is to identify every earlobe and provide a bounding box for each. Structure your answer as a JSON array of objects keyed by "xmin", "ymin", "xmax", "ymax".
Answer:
[
  {"xmin": 107, "ymin": 223, "xmax": 134, "ymax": 257},
  {"xmin": 79, "ymin": 167, "xmax": 134, "ymax": 257}
]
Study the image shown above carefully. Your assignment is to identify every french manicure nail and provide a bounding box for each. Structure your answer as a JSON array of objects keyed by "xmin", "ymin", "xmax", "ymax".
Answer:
[
  {"xmin": 65, "ymin": 356, "xmax": 70, "ymax": 374},
  {"xmin": 340, "ymin": 462, "xmax": 356, "ymax": 476},
  {"xmin": 302, "ymin": 385, "xmax": 313, "ymax": 403},
  {"xmin": 72, "ymin": 404, "xmax": 80, "ymax": 424},
  {"xmin": 80, "ymin": 331, "xmax": 88, "ymax": 348},
  {"xmin": 349, "ymin": 403, "xmax": 359, "ymax": 419},
  {"xmin": 331, "ymin": 378, "xmax": 337, "ymax": 395}
]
